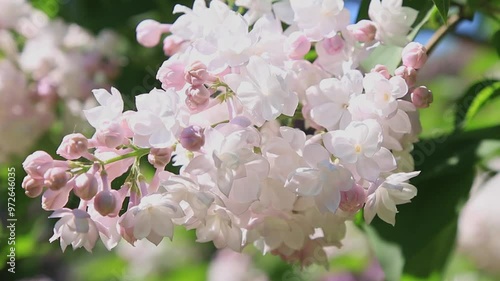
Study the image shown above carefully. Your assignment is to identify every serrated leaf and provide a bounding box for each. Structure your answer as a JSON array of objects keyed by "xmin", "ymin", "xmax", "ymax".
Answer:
[
  {"xmin": 432, "ymin": 0, "xmax": 451, "ymax": 22},
  {"xmin": 454, "ymin": 79, "xmax": 500, "ymax": 130}
]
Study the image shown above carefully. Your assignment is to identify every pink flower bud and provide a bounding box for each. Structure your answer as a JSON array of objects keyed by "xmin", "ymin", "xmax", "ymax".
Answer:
[
  {"xmin": 23, "ymin": 151, "xmax": 54, "ymax": 179},
  {"xmin": 22, "ymin": 175, "xmax": 44, "ymax": 198},
  {"xmin": 163, "ymin": 35, "xmax": 184, "ymax": 56},
  {"xmin": 411, "ymin": 86, "xmax": 433, "ymax": 108},
  {"xmin": 402, "ymin": 42, "xmax": 428, "ymax": 69},
  {"xmin": 184, "ymin": 61, "xmax": 216, "ymax": 86},
  {"xmin": 180, "ymin": 126, "xmax": 205, "ymax": 151},
  {"xmin": 136, "ymin": 19, "xmax": 170, "ymax": 48},
  {"xmin": 157, "ymin": 59, "xmax": 186, "ymax": 91},
  {"xmin": 185, "ymin": 85, "xmax": 211, "ymax": 111},
  {"xmin": 148, "ymin": 147, "xmax": 173, "ymax": 168},
  {"xmin": 56, "ymin": 133, "xmax": 88, "ymax": 160},
  {"xmin": 394, "ymin": 66, "xmax": 417, "ymax": 88},
  {"xmin": 321, "ymin": 34, "xmax": 344, "ymax": 55},
  {"xmin": 44, "ymin": 167, "xmax": 70, "ymax": 191},
  {"xmin": 339, "ymin": 184, "xmax": 366, "ymax": 213},
  {"xmin": 284, "ymin": 32, "xmax": 311, "ymax": 60},
  {"xmin": 371, "ymin": 64, "xmax": 391, "ymax": 79},
  {"xmin": 348, "ymin": 20, "xmax": 377, "ymax": 43},
  {"xmin": 94, "ymin": 190, "xmax": 117, "ymax": 216},
  {"xmin": 73, "ymin": 173, "xmax": 99, "ymax": 200},
  {"xmin": 96, "ymin": 121, "xmax": 125, "ymax": 148}
]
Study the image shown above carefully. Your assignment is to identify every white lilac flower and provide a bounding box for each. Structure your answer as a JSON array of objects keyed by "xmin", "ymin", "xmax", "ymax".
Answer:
[
  {"xmin": 127, "ymin": 88, "xmax": 181, "ymax": 148},
  {"xmin": 49, "ymin": 208, "xmax": 107, "ymax": 252},
  {"xmin": 225, "ymin": 56, "xmax": 298, "ymax": 125},
  {"xmin": 368, "ymin": 0, "xmax": 418, "ymax": 45},
  {"xmin": 364, "ymin": 171, "xmax": 419, "ymax": 225},
  {"xmin": 119, "ymin": 193, "xmax": 184, "ymax": 245},
  {"xmin": 323, "ymin": 119, "xmax": 397, "ymax": 181}
]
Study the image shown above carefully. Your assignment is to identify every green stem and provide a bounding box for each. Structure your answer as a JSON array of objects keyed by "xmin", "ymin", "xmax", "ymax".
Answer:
[
  {"xmin": 102, "ymin": 148, "xmax": 150, "ymax": 166},
  {"xmin": 425, "ymin": 12, "xmax": 463, "ymax": 58}
]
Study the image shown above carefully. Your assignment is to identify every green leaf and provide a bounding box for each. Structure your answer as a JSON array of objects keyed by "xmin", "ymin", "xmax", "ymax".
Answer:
[
  {"xmin": 363, "ymin": 225, "xmax": 405, "ymax": 281},
  {"xmin": 454, "ymin": 79, "xmax": 500, "ymax": 130},
  {"xmin": 372, "ymin": 132, "xmax": 482, "ymax": 277},
  {"xmin": 431, "ymin": 0, "xmax": 451, "ymax": 22}
]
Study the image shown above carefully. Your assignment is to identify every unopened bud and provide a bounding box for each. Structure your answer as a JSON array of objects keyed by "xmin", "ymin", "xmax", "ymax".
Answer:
[
  {"xmin": 163, "ymin": 35, "xmax": 184, "ymax": 56},
  {"xmin": 321, "ymin": 34, "xmax": 344, "ymax": 55},
  {"xmin": 402, "ymin": 42, "xmax": 428, "ymax": 69},
  {"xmin": 96, "ymin": 122, "xmax": 125, "ymax": 148},
  {"xmin": 371, "ymin": 64, "xmax": 391, "ymax": 79},
  {"xmin": 73, "ymin": 173, "xmax": 99, "ymax": 200},
  {"xmin": 148, "ymin": 147, "xmax": 173, "ymax": 168},
  {"xmin": 339, "ymin": 184, "xmax": 366, "ymax": 213},
  {"xmin": 157, "ymin": 59, "xmax": 186, "ymax": 91},
  {"xmin": 411, "ymin": 86, "xmax": 433, "ymax": 108},
  {"xmin": 22, "ymin": 175, "xmax": 44, "ymax": 198},
  {"xmin": 180, "ymin": 126, "xmax": 205, "ymax": 151},
  {"xmin": 284, "ymin": 32, "xmax": 311, "ymax": 60},
  {"xmin": 184, "ymin": 61, "xmax": 216, "ymax": 86},
  {"xmin": 348, "ymin": 20, "xmax": 377, "ymax": 43},
  {"xmin": 44, "ymin": 167, "xmax": 70, "ymax": 191},
  {"xmin": 185, "ymin": 85, "xmax": 210, "ymax": 111},
  {"xmin": 56, "ymin": 133, "xmax": 88, "ymax": 160},
  {"xmin": 94, "ymin": 190, "xmax": 117, "ymax": 216},
  {"xmin": 394, "ymin": 66, "xmax": 417, "ymax": 88},
  {"xmin": 136, "ymin": 19, "xmax": 170, "ymax": 48},
  {"xmin": 23, "ymin": 151, "xmax": 54, "ymax": 179}
]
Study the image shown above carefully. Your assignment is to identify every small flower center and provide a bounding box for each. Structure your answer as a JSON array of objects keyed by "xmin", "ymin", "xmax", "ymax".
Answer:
[
  {"xmin": 354, "ymin": 144, "xmax": 362, "ymax": 153},
  {"xmin": 383, "ymin": 93, "xmax": 391, "ymax": 102}
]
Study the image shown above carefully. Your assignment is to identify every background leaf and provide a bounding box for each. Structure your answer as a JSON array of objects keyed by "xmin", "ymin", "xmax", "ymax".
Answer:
[
  {"xmin": 453, "ymin": 79, "xmax": 499, "ymax": 130},
  {"xmin": 372, "ymin": 133, "xmax": 480, "ymax": 277},
  {"xmin": 432, "ymin": 0, "xmax": 451, "ymax": 22}
]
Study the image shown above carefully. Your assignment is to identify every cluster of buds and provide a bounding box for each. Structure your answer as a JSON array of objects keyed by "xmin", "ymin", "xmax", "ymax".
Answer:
[{"xmin": 22, "ymin": 0, "xmax": 432, "ymax": 267}]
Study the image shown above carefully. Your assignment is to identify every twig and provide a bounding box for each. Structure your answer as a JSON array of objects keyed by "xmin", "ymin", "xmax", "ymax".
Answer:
[{"xmin": 425, "ymin": 13, "xmax": 463, "ymax": 57}]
